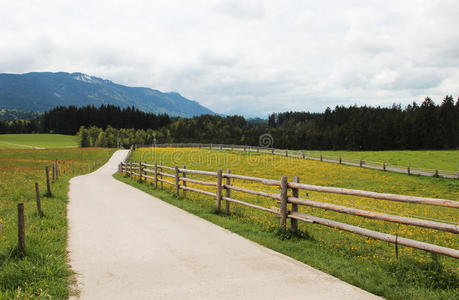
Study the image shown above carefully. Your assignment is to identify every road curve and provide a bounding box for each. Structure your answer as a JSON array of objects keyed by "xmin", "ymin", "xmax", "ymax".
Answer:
[{"xmin": 68, "ymin": 150, "xmax": 380, "ymax": 299}]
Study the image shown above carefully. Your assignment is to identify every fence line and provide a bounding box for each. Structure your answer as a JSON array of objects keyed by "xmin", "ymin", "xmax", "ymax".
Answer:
[
  {"xmin": 137, "ymin": 143, "xmax": 459, "ymax": 179},
  {"xmin": 119, "ymin": 160, "xmax": 459, "ymax": 259}
]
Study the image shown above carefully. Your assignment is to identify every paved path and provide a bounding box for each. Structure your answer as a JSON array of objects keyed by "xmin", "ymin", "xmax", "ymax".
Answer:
[{"xmin": 68, "ymin": 150, "xmax": 380, "ymax": 299}]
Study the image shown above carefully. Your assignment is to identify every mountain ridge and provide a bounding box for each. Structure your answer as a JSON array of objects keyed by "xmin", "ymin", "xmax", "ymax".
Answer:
[{"xmin": 0, "ymin": 72, "xmax": 214, "ymax": 117}]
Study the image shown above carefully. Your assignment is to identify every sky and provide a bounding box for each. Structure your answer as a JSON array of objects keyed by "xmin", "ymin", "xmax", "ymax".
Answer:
[{"xmin": 0, "ymin": 0, "xmax": 458, "ymax": 117}]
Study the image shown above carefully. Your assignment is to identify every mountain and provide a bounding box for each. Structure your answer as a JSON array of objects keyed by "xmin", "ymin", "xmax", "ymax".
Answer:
[{"xmin": 0, "ymin": 72, "xmax": 214, "ymax": 117}]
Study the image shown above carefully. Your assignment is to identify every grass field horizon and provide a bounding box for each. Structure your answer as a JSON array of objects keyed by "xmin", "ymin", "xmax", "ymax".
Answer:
[
  {"xmin": 0, "ymin": 134, "xmax": 79, "ymax": 149},
  {"xmin": 1, "ymin": 133, "xmax": 458, "ymax": 172}
]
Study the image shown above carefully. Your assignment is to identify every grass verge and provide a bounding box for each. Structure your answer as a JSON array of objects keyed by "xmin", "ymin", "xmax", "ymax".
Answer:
[{"xmin": 0, "ymin": 148, "xmax": 115, "ymax": 298}]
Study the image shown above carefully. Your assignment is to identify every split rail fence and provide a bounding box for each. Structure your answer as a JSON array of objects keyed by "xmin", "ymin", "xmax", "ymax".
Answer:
[
  {"xmin": 136, "ymin": 143, "xmax": 459, "ymax": 179},
  {"xmin": 119, "ymin": 160, "xmax": 459, "ymax": 259}
]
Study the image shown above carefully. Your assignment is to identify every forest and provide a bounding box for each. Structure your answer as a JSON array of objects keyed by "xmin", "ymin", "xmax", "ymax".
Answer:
[{"xmin": 1, "ymin": 96, "xmax": 458, "ymax": 150}]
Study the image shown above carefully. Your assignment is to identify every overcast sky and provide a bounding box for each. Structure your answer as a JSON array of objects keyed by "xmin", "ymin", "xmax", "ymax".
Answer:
[{"xmin": 1, "ymin": 0, "xmax": 458, "ymax": 117}]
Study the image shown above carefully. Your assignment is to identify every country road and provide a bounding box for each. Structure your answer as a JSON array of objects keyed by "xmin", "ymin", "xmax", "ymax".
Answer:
[{"xmin": 68, "ymin": 150, "xmax": 380, "ymax": 299}]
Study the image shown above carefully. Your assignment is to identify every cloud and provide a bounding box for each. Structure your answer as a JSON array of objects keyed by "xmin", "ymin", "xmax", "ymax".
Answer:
[
  {"xmin": 213, "ymin": 0, "xmax": 266, "ymax": 20},
  {"xmin": 0, "ymin": 0, "xmax": 458, "ymax": 117}
]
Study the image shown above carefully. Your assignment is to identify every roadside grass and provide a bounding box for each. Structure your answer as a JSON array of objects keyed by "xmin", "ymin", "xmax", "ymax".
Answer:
[
  {"xmin": 304, "ymin": 149, "xmax": 459, "ymax": 171},
  {"xmin": 0, "ymin": 134, "xmax": 79, "ymax": 149},
  {"xmin": 0, "ymin": 147, "xmax": 115, "ymax": 298},
  {"xmin": 122, "ymin": 147, "xmax": 458, "ymax": 300}
]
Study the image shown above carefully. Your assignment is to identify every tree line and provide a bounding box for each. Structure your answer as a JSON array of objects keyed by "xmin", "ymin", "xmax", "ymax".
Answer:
[
  {"xmin": 1, "ymin": 96, "xmax": 458, "ymax": 150},
  {"xmin": 268, "ymin": 96, "xmax": 458, "ymax": 150},
  {"xmin": 0, "ymin": 105, "xmax": 171, "ymax": 135}
]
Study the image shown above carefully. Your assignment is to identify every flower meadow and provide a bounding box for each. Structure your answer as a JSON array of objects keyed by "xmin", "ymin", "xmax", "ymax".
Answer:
[{"xmin": 127, "ymin": 147, "xmax": 458, "ymax": 299}]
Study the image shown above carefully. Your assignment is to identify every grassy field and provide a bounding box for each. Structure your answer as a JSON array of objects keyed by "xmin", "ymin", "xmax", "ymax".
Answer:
[
  {"xmin": 0, "ymin": 147, "xmax": 115, "ymax": 298},
  {"xmin": 122, "ymin": 147, "xmax": 458, "ymax": 300},
  {"xmin": 0, "ymin": 134, "xmax": 79, "ymax": 149},
  {"xmin": 304, "ymin": 149, "xmax": 459, "ymax": 171}
]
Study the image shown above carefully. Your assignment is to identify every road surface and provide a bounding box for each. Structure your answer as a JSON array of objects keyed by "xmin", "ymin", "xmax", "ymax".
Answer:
[{"xmin": 68, "ymin": 150, "xmax": 380, "ymax": 299}]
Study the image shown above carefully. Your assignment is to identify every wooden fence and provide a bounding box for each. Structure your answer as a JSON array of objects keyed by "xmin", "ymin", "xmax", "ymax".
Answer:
[
  {"xmin": 119, "ymin": 160, "xmax": 459, "ymax": 259},
  {"xmin": 136, "ymin": 143, "xmax": 459, "ymax": 179}
]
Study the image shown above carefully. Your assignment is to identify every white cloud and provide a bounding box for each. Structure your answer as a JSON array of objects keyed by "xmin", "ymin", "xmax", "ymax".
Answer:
[{"xmin": 0, "ymin": 0, "xmax": 458, "ymax": 117}]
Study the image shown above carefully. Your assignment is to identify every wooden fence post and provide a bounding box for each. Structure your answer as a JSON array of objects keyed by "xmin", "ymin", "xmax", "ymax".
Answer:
[
  {"xmin": 35, "ymin": 182, "xmax": 42, "ymax": 216},
  {"xmin": 129, "ymin": 162, "xmax": 133, "ymax": 179},
  {"xmin": 154, "ymin": 163, "xmax": 158, "ymax": 188},
  {"xmin": 291, "ymin": 176, "xmax": 299, "ymax": 233},
  {"xmin": 320, "ymin": 154, "xmax": 323, "ymax": 162},
  {"xmin": 434, "ymin": 169, "xmax": 439, "ymax": 177},
  {"xmin": 286, "ymin": 149, "xmax": 288, "ymax": 157},
  {"xmin": 182, "ymin": 165, "xmax": 187, "ymax": 197},
  {"xmin": 383, "ymin": 161, "xmax": 386, "ymax": 171},
  {"xmin": 257, "ymin": 147, "xmax": 259, "ymax": 153},
  {"xmin": 339, "ymin": 156, "xmax": 342, "ymax": 164},
  {"xmin": 359, "ymin": 160, "xmax": 363, "ymax": 167},
  {"xmin": 225, "ymin": 169, "xmax": 231, "ymax": 215},
  {"xmin": 139, "ymin": 162, "xmax": 143, "ymax": 182},
  {"xmin": 45, "ymin": 166, "xmax": 51, "ymax": 195},
  {"xmin": 160, "ymin": 163, "xmax": 163, "ymax": 190},
  {"xmin": 175, "ymin": 166, "xmax": 180, "ymax": 197},
  {"xmin": 272, "ymin": 148, "xmax": 274, "ymax": 155},
  {"xmin": 302, "ymin": 152, "xmax": 305, "ymax": 159},
  {"xmin": 408, "ymin": 165, "xmax": 411, "ymax": 175},
  {"xmin": 52, "ymin": 165, "xmax": 55, "ymax": 181},
  {"xmin": 17, "ymin": 203, "xmax": 25, "ymax": 256},
  {"xmin": 280, "ymin": 176, "xmax": 288, "ymax": 228},
  {"xmin": 216, "ymin": 169, "xmax": 223, "ymax": 213}
]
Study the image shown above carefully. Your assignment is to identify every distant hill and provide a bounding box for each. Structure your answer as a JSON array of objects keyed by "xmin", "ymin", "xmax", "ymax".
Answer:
[{"xmin": 0, "ymin": 72, "xmax": 214, "ymax": 117}]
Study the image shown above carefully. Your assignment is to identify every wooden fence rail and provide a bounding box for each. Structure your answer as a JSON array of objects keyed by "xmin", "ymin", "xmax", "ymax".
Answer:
[
  {"xmin": 136, "ymin": 143, "xmax": 459, "ymax": 179},
  {"xmin": 119, "ymin": 161, "xmax": 459, "ymax": 259}
]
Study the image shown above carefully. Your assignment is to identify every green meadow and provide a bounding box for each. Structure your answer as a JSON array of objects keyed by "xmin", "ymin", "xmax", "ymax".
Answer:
[
  {"xmin": 0, "ymin": 148, "xmax": 115, "ymax": 298},
  {"xmin": 119, "ymin": 147, "xmax": 458, "ymax": 300},
  {"xmin": 0, "ymin": 134, "xmax": 79, "ymax": 149},
  {"xmin": 304, "ymin": 150, "xmax": 459, "ymax": 171}
]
